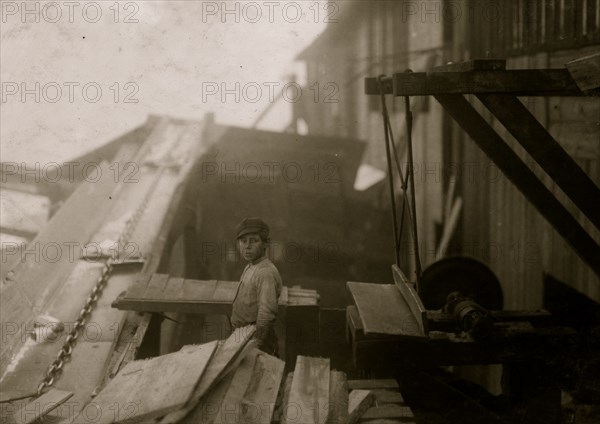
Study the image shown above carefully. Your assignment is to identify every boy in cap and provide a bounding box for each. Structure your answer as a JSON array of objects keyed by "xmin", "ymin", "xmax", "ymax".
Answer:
[{"xmin": 231, "ymin": 217, "xmax": 282, "ymax": 355}]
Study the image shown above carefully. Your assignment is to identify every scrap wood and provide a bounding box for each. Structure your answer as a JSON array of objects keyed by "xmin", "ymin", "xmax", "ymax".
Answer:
[
  {"xmin": 277, "ymin": 372, "xmax": 294, "ymax": 424},
  {"xmin": 13, "ymin": 389, "xmax": 73, "ymax": 424},
  {"xmin": 348, "ymin": 390, "xmax": 374, "ymax": 424},
  {"xmin": 326, "ymin": 371, "xmax": 348, "ymax": 424},
  {"xmin": 72, "ymin": 341, "xmax": 218, "ymax": 424},
  {"xmin": 239, "ymin": 351, "xmax": 285, "ymax": 424},
  {"xmin": 210, "ymin": 349, "xmax": 260, "ymax": 424},
  {"xmin": 286, "ymin": 356, "xmax": 330, "ymax": 424},
  {"xmin": 161, "ymin": 325, "xmax": 255, "ymax": 424}
]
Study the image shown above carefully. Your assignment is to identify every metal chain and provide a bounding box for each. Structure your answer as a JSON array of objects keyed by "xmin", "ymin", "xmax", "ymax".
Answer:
[{"xmin": 36, "ymin": 185, "xmax": 153, "ymax": 396}]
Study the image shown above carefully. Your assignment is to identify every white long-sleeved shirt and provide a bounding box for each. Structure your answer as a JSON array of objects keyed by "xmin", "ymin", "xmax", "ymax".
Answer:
[{"xmin": 231, "ymin": 256, "xmax": 282, "ymax": 349}]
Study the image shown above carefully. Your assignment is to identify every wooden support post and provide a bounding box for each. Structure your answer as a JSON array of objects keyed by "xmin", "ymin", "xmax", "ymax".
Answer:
[
  {"xmin": 477, "ymin": 94, "xmax": 600, "ymax": 230},
  {"xmin": 434, "ymin": 94, "xmax": 600, "ymax": 277}
]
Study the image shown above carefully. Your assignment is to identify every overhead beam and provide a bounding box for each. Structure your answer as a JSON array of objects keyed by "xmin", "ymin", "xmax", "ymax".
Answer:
[
  {"xmin": 477, "ymin": 94, "xmax": 600, "ymax": 231},
  {"xmin": 365, "ymin": 69, "xmax": 589, "ymax": 96},
  {"xmin": 434, "ymin": 94, "xmax": 600, "ymax": 277}
]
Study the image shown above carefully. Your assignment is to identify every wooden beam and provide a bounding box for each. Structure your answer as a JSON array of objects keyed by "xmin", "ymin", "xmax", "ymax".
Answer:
[
  {"xmin": 365, "ymin": 69, "xmax": 588, "ymax": 96},
  {"xmin": 477, "ymin": 94, "xmax": 600, "ymax": 230},
  {"xmin": 434, "ymin": 94, "xmax": 600, "ymax": 277}
]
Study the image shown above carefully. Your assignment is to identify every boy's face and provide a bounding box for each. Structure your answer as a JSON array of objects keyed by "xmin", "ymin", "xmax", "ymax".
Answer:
[{"xmin": 238, "ymin": 232, "xmax": 266, "ymax": 262}]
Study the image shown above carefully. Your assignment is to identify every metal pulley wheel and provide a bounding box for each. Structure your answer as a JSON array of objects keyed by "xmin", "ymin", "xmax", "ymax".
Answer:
[{"xmin": 418, "ymin": 256, "xmax": 503, "ymax": 311}]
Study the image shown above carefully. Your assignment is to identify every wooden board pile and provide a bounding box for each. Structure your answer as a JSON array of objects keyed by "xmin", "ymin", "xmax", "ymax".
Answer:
[{"xmin": 70, "ymin": 325, "xmax": 286, "ymax": 424}]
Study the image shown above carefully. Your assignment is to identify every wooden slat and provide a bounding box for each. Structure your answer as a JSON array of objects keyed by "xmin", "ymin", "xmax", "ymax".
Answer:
[
  {"xmin": 287, "ymin": 356, "xmax": 330, "ymax": 424},
  {"xmin": 144, "ymin": 273, "xmax": 170, "ymax": 299},
  {"xmin": 240, "ymin": 352, "xmax": 285, "ymax": 424},
  {"xmin": 391, "ymin": 266, "xmax": 427, "ymax": 335},
  {"xmin": 348, "ymin": 380, "xmax": 399, "ymax": 391},
  {"xmin": 348, "ymin": 390, "xmax": 374, "ymax": 424},
  {"xmin": 212, "ymin": 280, "xmax": 240, "ymax": 302},
  {"xmin": 163, "ymin": 325, "xmax": 255, "ymax": 424},
  {"xmin": 431, "ymin": 59, "xmax": 506, "ymax": 72},
  {"xmin": 213, "ymin": 349, "xmax": 260, "ymax": 424},
  {"xmin": 183, "ymin": 279, "xmax": 218, "ymax": 300},
  {"xmin": 326, "ymin": 371, "xmax": 348, "ymax": 424},
  {"xmin": 185, "ymin": 369, "xmax": 236, "ymax": 424},
  {"xmin": 435, "ymin": 94, "xmax": 600, "ymax": 277},
  {"xmin": 72, "ymin": 341, "xmax": 218, "ymax": 424},
  {"xmin": 162, "ymin": 277, "xmax": 185, "ymax": 301},
  {"xmin": 125, "ymin": 274, "xmax": 151, "ymax": 299},
  {"xmin": 347, "ymin": 282, "xmax": 422, "ymax": 337},
  {"xmin": 13, "ymin": 389, "xmax": 73, "ymax": 424},
  {"xmin": 113, "ymin": 278, "xmax": 240, "ymax": 314}
]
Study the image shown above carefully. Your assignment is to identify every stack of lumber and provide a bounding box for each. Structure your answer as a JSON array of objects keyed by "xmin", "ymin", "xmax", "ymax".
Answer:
[
  {"xmin": 69, "ymin": 325, "xmax": 286, "ymax": 424},
  {"xmin": 347, "ymin": 379, "xmax": 415, "ymax": 423},
  {"xmin": 285, "ymin": 286, "xmax": 320, "ymax": 306}
]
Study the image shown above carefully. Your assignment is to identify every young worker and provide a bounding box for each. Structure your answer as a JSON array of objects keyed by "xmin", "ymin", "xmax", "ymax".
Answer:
[{"xmin": 230, "ymin": 217, "xmax": 282, "ymax": 355}]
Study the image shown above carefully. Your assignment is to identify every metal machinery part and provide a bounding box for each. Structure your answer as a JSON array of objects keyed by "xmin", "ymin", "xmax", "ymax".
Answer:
[{"xmin": 420, "ymin": 257, "xmax": 503, "ymax": 338}]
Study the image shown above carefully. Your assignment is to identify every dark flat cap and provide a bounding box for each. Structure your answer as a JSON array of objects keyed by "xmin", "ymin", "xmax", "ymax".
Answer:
[{"xmin": 236, "ymin": 217, "xmax": 269, "ymax": 239}]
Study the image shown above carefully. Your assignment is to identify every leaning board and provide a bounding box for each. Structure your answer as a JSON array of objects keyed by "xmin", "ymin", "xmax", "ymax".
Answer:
[{"xmin": 347, "ymin": 282, "xmax": 423, "ymax": 337}]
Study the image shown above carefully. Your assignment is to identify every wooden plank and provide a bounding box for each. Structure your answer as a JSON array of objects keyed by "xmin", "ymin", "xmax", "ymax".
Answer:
[
  {"xmin": 163, "ymin": 277, "xmax": 185, "ymax": 301},
  {"xmin": 124, "ymin": 274, "xmax": 151, "ymax": 299},
  {"xmin": 566, "ymin": 52, "xmax": 600, "ymax": 90},
  {"xmin": 391, "ymin": 266, "xmax": 427, "ymax": 335},
  {"xmin": 13, "ymin": 389, "xmax": 73, "ymax": 424},
  {"xmin": 371, "ymin": 390, "xmax": 406, "ymax": 405},
  {"xmin": 184, "ymin": 279, "xmax": 218, "ymax": 300},
  {"xmin": 477, "ymin": 94, "xmax": 600, "ymax": 231},
  {"xmin": 359, "ymin": 405, "xmax": 414, "ymax": 420},
  {"xmin": 213, "ymin": 349, "xmax": 260, "ymax": 424},
  {"xmin": 72, "ymin": 341, "xmax": 218, "ymax": 424},
  {"xmin": 184, "ymin": 368, "xmax": 236, "ymax": 424},
  {"xmin": 348, "ymin": 380, "xmax": 399, "ymax": 391},
  {"xmin": 347, "ymin": 282, "xmax": 422, "ymax": 337},
  {"xmin": 278, "ymin": 372, "xmax": 294, "ymax": 424},
  {"xmin": 113, "ymin": 279, "xmax": 239, "ymax": 314},
  {"xmin": 435, "ymin": 94, "xmax": 600, "ymax": 277},
  {"xmin": 366, "ymin": 69, "xmax": 585, "ymax": 96},
  {"xmin": 326, "ymin": 371, "xmax": 348, "ymax": 424},
  {"xmin": 287, "ymin": 356, "xmax": 330, "ymax": 424},
  {"xmin": 162, "ymin": 325, "xmax": 256, "ymax": 424},
  {"xmin": 240, "ymin": 352, "xmax": 285, "ymax": 424},
  {"xmin": 212, "ymin": 280, "xmax": 240, "ymax": 302},
  {"xmin": 348, "ymin": 390, "xmax": 374, "ymax": 424},
  {"xmin": 144, "ymin": 273, "xmax": 170, "ymax": 299}
]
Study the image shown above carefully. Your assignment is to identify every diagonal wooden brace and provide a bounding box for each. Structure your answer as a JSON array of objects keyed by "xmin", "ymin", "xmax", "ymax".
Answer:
[
  {"xmin": 434, "ymin": 94, "xmax": 600, "ymax": 277},
  {"xmin": 476, "ymin": 94, "xmax": 600, "ymax": 231}
]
